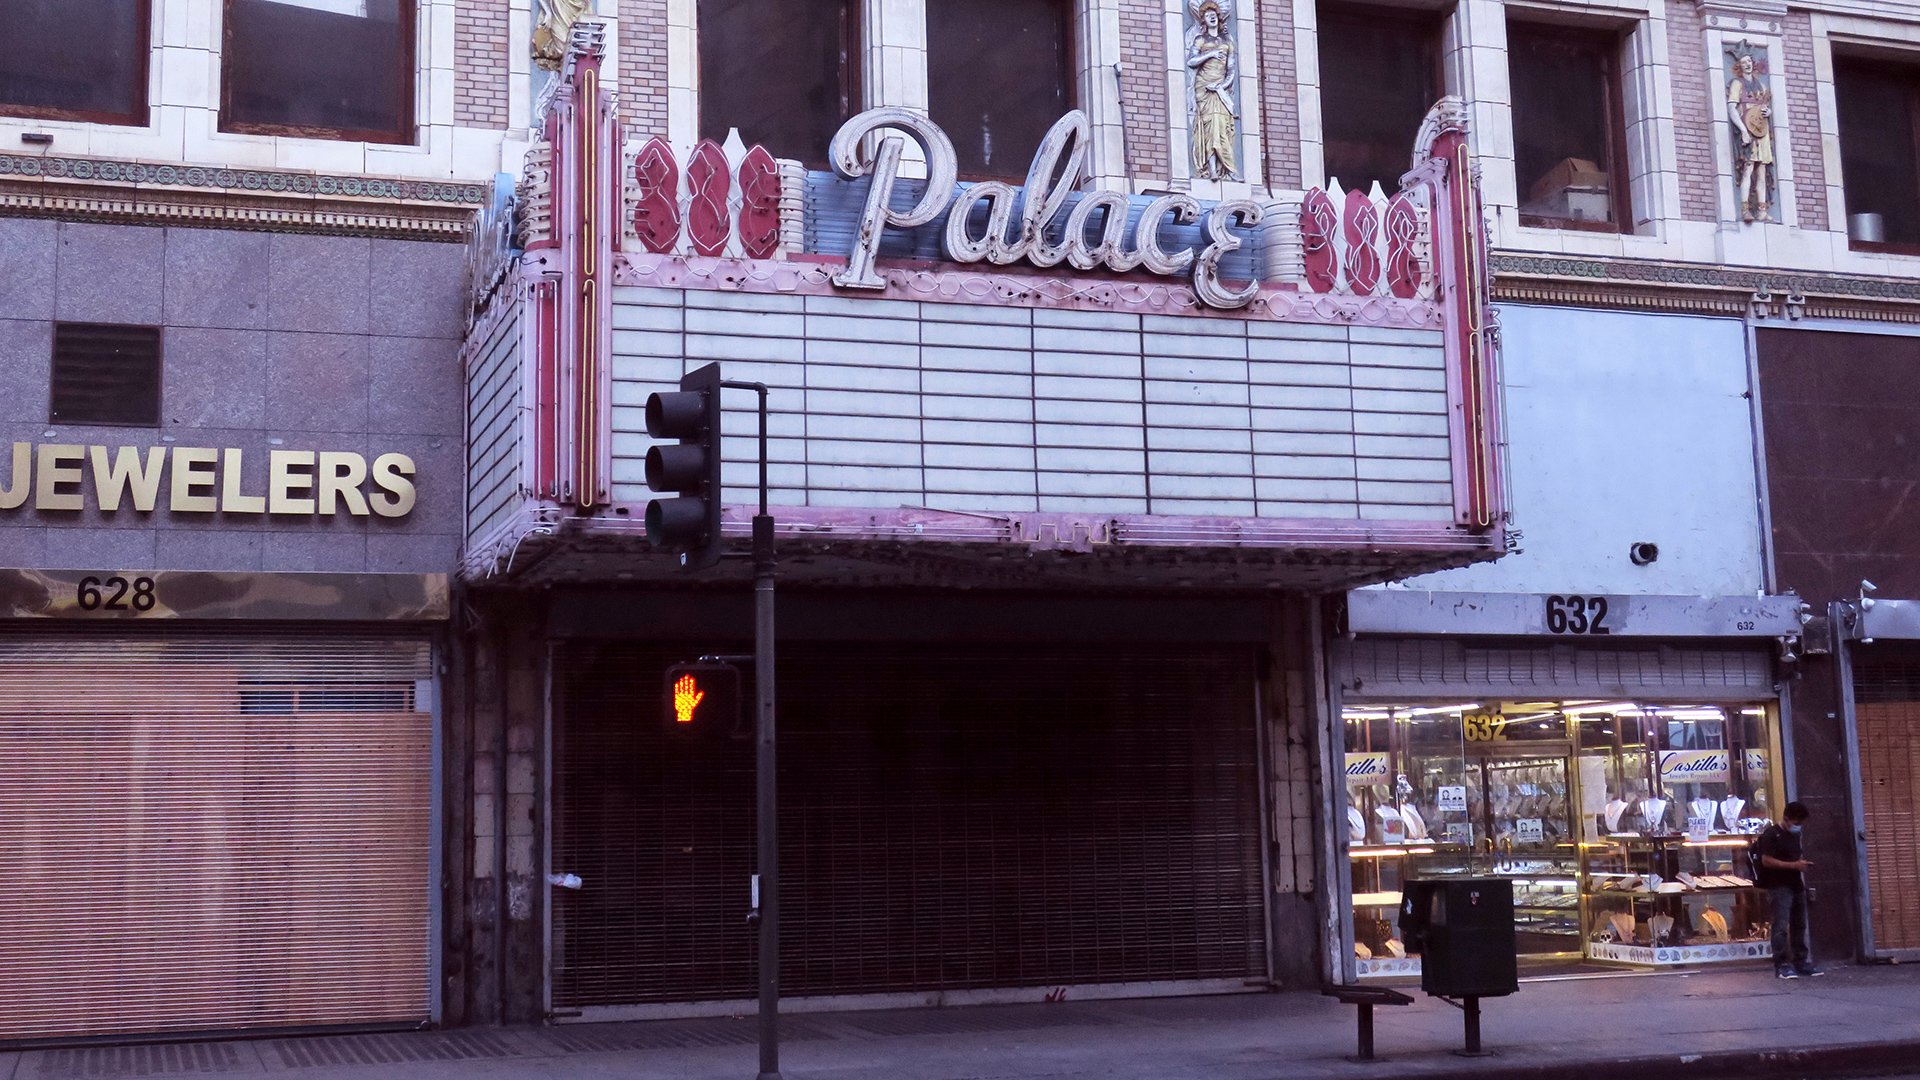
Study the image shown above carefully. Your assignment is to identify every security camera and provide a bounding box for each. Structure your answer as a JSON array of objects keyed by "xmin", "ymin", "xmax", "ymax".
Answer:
[{"xmin": 1629, "ymin": 542, "xmax": 1660, "ymax": 566}]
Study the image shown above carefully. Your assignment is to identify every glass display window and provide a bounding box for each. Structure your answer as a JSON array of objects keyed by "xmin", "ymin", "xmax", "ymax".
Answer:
[{"xmin": 1341, "ymin": 698, "xmax": 1785, "ymax": 979}]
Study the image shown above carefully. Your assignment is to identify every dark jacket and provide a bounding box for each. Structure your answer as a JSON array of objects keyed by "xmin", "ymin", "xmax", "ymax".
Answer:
[{"xmin": 1753, "ymin": 822, "xmax": 1805, "ymax": 891}]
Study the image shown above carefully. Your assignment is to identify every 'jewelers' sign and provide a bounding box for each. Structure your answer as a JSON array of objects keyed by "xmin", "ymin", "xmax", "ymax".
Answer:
[
  {"xmin": 828, "ymin": 108, "xmax": 1263, "ymax": 309},
  {"xmin": 1, "ymin": 443, "xmax": 417, "ymax": 518}
]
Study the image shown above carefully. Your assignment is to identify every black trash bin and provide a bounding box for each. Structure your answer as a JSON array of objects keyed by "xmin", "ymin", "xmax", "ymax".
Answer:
[
  {"xmin": 1401, "ymin": 877, "xmax": 1518, "ymax": 998},
  {"xmin": 1399, "ymin": 877, "xmax": 1517, "ymax": 1054}
]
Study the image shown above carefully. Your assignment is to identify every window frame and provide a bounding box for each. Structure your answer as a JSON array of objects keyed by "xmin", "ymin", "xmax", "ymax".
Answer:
[
  {"xmin": 927, "ymin": 0, "xmax": 1080, "ymax": 182},
  {"xmin": 0, "ymin": 0, "xmax": 153, "ymax": 127},
  {"xmin": 1507, "ymin": 18, "xmax": 1636, "ymax": 235},
  {"xmin": 696, "ymin": 0, "xmax": 862, "ymax": 171},
  {"xmin": 49, "ymin": 322, "xmax": 164, "ymax": 430},
  {"xmin": 1834, "ymin": 51, "xmax": 1920, "ymax": 257},
  {"xmin": 1315, "ymin": 0, "xmax": 1445, "ymax": 194},
  {"xmin": 217, "ymin": 0, "xmax": 419, "ymax": 146}
]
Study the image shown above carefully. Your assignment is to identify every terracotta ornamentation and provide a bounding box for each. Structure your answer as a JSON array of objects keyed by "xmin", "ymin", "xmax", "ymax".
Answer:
[
  {"xmin": 534, "ymin": 0, "xmax": 593, "ymax": 73},
  {"xmin": 1726, "ymin": 41, "xmax": 1775, "ymax": 224},
  {"xmin": 1185, "ymin": 0, "xmax": 1240, "ymax": 181}
]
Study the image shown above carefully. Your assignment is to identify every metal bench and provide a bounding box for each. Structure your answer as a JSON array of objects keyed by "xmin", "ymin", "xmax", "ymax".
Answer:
[{"xmin": 1320, "ymin": 984, "xmax": 1415, "ymax": 1061}]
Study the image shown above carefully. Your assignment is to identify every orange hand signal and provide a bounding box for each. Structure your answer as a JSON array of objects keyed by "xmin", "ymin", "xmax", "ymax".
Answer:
[{"xmin": 672, "ymin": 673, "xmax": 705, "ymax": 724}]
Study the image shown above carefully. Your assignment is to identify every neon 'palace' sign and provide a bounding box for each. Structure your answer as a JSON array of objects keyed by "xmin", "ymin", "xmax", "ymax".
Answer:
[{"xmin": 827, "ymin": 109, "xmax": 1263, "ymax": 310}]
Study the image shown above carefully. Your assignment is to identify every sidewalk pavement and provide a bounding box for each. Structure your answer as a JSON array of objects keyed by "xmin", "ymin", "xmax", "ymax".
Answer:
[{"xmin": 6, "ymin": 964, "xmax": 1920, "ymax": 1080}]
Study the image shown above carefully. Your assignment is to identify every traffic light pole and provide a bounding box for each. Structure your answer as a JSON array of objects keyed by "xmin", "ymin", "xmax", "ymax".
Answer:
[{"xmin": 724, "ymin": 379, "xmax": 780, "ymax": 1080}]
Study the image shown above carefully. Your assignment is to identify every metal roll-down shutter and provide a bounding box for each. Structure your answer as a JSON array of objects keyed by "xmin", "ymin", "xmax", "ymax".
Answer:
[
  {"xmin": 0, "ymin": 630, "xmax": 435, "ymax": 1041},
  {"xmin": 1856, "ymin": 661, "xmax": 1920, "ymax": 954},
  {"xmin": 551, "ymin": 642, "xmax": 1266, "ymax": 1008}
]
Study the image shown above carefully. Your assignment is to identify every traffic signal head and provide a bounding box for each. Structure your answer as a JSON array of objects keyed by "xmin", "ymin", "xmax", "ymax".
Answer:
[
  {"xmin": 663, "ymin": 662, "xmax": 740, "ymax": 733},
  {"xmin": 643, "ymin": 362, "xmax": 724, "ymax": 569}
]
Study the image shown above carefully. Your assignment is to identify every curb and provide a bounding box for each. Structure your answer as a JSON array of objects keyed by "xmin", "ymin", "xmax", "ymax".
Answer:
[{"xmin": 1342, "ymin": 1040, "xmax": 1920, "ymax": 1080}]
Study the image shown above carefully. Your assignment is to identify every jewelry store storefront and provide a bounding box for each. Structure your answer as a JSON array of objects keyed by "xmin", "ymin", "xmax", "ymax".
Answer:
[{"xmin": 1334, "ymin": 592, "xmax": 1804, "ymax": 979}]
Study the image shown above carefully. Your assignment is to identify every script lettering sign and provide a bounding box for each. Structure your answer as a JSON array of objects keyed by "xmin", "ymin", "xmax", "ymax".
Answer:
[{"xmin": 827, "ymin": 108, "xmax": 1262, "ymax": 309}]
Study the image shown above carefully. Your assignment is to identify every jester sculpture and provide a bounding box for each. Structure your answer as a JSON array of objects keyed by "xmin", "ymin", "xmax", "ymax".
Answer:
[
  {"xmin": 1727, "ymin": 43, "xmax": 1774, "ymax": 223},
  {"xmin": 1186, "ymin": 0, "xmax": 1240, "ymax": 181}
]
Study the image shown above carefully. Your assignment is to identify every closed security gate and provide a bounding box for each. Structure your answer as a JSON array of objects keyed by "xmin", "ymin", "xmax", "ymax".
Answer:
[
  {"xmin": 0, "ymin": 631, "xmax": 435, "ymax": 1041},
  {"xmin": 551, "ymin": 643, "xmax": 1267, "ymax": 1008},
  {"xmin": 1856, "ymin": 661, "xmax": 1920, "ymax": 954}
]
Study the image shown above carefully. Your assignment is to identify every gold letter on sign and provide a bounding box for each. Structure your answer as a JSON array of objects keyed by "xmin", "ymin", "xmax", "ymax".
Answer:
[
  {"xmin": 221, "ymin": 448, "xmax": 266, "ymax": 514},
  {"xmin": 91, "ymin": 445, "xmax": 166, "ymax": 512},
  {"xmin": 0, "ymin": 442, "xmax": 28, "ymax": 510},
  {"xmin": 35, "ymin": 445, "xmax": 85, "ymax": 511},
  {"xmin": 318, "ymin": 451, "xmax": 370, "ymax": 516},
  {"xmin": 170, "ymin": 447, "xmax": 220, "ymax": 512},
  {"xmin": 269, "ymin": 450, "xmax": 318, "ymax": 515},
  {"xmin": 369, "ymin": 453, "xmax": 417, "ymax": 518}
]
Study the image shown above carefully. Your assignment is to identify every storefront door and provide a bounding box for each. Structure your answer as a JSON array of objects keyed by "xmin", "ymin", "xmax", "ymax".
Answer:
[
  {"xmin": 1853, "ymin": 658, "xmax": 1920, "ymax": 956},
  {"xmin": 0, "ymin": 629, "xmax": 435, "ymax": 1041}
]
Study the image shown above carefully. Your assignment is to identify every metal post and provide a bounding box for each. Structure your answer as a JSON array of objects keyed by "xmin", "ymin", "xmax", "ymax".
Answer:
[
  {"xmin": 1357, "ymin": 1002, "xmax": 1375, "ymax": 1061},
  {"xmin": 1463, "ymin": 996, "xmax": 1481, "ymax": 1055},
  {"xmin": 754, "ymin": 512, "xmax": 778, "ymax": 1080},
  {"xmin": 723, "ymin": 378, "xmax": 780, "ymax": 1080}
]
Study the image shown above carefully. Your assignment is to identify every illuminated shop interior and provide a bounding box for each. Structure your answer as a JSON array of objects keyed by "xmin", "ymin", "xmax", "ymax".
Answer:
[{"xmin": 1341, "ymin": 700, "xmax": 1784, "ymax": 977}]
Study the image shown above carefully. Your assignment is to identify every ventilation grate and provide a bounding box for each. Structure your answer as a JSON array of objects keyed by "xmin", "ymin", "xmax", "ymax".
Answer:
[
  {"xmin": 263, "ymin": 1030, "xmax": 530, "ymax": 1069},
  {"xmin": 22, "ymin": 1043, "xmax": 246, "ymax": 1079},
  {"xmin": 49, "ymin": 322, "xmax": 162, "ymax": 426}
]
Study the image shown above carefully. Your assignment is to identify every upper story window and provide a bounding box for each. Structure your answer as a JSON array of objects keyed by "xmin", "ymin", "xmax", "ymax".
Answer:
[
  {"xmin": 1835, "ymin": 54, "xmax": 1920, "ymax": 252},
  {"xmin": 1317, "ymin": 2, "xmax": 1442, "ymax": 194},
  {"xmin": 0, "ymin": 0, "xmax": 150, "ymax": 126},
  {"xmin": 221, "ymin": 0, "xmax": 415, "ymax": 144},
  {"xmin": 928, "ymin": 0, "xmax": 1073, "ymax": 179},
  {"xmin": 1507, "ymin": 19, "xmax": 1630, "ymax": 232},
  {"xmin": 50, "ymin": 323, "xmax": 162, "ymax": 428},
  {"xmin": 698, "ymin": 0, "xmax": 856, "ymax": 168}
]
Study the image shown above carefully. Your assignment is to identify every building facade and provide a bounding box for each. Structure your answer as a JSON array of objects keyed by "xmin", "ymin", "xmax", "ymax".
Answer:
[
  {"xmin": 452, "ymin": 20, "xmax": 1503, "ymax": 1021},
  {"xmin": 8, "ymin": 0, "xmax": 1920, "ymax": 1046},
  {"xmin": 0, "ymin": 0, "xmax": 505, "ymax": 1042}
]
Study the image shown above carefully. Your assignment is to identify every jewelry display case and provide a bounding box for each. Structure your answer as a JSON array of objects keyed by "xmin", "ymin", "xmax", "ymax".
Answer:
[{"xmin": 1343, "ymin": 700, "xmax": 1783, "ymax": 979}]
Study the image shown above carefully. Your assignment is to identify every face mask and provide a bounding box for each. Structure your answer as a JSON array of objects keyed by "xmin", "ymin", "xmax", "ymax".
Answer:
[{"xmin": 1787, "ymin": 824, "xmax": 1803, "ymax": 834}]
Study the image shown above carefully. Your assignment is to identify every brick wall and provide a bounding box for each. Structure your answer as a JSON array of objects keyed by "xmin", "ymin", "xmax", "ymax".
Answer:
[
  {"xmin": 621, "ymin": 0, "xmax": 671, "ymax": 140},
  {"xmin": 454, "ymin": 0, "xmax": 510, "ymax": 129},
  {"xmin": 1258, "ymin": 0, "xmax": 1300, "ymax": 189},
  {"xmin": 1666, "ymin": 0, "xmax": 1717, "ymax": 222},
  {"xmin": 1781, "ymin": 10, "xmax": 1829, "ymax": 231},
  {"xmin": 1119, "ymin": 0, "xmax": 1170, "ymax": 181}
]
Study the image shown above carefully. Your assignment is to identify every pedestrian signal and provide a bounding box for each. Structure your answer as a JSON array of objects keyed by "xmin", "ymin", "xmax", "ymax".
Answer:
[{"xmin": 662, "ymin": 662, "xmax": 740, "ymax": 732}]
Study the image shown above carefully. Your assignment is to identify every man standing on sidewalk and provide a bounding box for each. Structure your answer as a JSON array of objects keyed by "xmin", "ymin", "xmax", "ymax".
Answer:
[{"xmin": 1755, "ymin": 802, "xmax": 1823, "ymax": 979}]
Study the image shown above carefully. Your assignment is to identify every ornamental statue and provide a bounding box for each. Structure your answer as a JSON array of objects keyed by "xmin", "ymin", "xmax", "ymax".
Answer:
[
  {"xmin": 1185, "ymin": 0, "xmax": 1240, "ymax": 181},
  {"xmin": 1726, "ymin": 42, "xmax": 1774, "ymax": 223},
  {"xmin": 534, "ymin": 0, "xmax": 592, "ymax": 73}
]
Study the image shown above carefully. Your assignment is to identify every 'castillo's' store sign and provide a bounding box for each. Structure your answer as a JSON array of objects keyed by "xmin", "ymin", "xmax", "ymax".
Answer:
[{"xmin": 1, "ymin": 443, "xmax": 417, "ymax": 518}]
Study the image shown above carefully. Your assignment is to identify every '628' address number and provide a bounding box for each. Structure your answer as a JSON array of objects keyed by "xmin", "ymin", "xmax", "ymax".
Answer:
[
  {"xmin": 1544, "ymin": 594, "xmax": 1612, "ymax": 635},
  {"xmin": 76, "ymin": 575, "xmax": 158, "ymax": 613}
]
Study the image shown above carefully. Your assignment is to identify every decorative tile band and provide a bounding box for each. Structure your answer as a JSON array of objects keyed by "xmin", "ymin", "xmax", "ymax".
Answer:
[
  {"xmin": 0, "ymin": 154, "xmax": 489, "ymax": 204},
  {"xmin": 614, "ymin": 251, "xmax": 1444, "ymax": 328},
  {"xmin": 1492, "ymin": 252, "xmax": 1920, "ymax": 303}
]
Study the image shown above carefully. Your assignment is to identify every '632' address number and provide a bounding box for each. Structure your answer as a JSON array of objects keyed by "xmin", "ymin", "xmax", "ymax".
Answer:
[
  {"xmin": 76, "ymin": 575, "xmax": 158, "ymax": 613},
  {"xmin": 1544, "ymin": 594, "xmax": 1612, "ymax": 635}
]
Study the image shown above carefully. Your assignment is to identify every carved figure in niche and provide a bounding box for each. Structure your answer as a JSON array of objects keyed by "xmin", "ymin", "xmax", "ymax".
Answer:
[
  {"xmin": 535, "ymin": 0, "xmax": 592, "ymax": 73},
  {"xmin": 1726, "ymin": 42, "xmax": 1774, "ymax": 223},
  {"xmin": 1186, "ymin": 0, "xmax": 1240, "ymax": 181}
]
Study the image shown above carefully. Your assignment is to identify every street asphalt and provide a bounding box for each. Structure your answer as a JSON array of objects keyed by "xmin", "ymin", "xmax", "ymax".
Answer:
[{"xmin": 4, "ymin": 963, "xmax": 1920, "ymax": 1080}]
